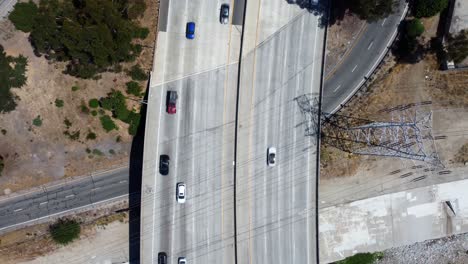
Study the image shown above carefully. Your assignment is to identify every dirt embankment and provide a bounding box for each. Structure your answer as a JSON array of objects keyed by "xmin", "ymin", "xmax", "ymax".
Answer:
[{"xmin": 0, "ymin": 0, "xmax": 159, "ymax": 194}]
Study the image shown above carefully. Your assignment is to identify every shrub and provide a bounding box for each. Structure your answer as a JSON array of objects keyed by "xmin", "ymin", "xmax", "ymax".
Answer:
[
  {"xmin": 55, "ymin": 98, "xmax": 64, "ymax": 108},
  {"xmin": 32, "ymin": 115, "xmax": 42, "ymax": 126},
  {"xmin": 128, "ymin": 65, "xmax": 147, "ymax": 81},
  {"xmin": 116, "ymin": 136, "xmax": 122, "ymax": 142},
  {"xmin": 406, "ymin": 18, "xmax": 425, "ymax": 38},
  {"xmin": 126, "ymin": 111, "xmax": 141, "ymax": 136},
  {"xmin": 63, "ymin": 118, "xmax": 72, "ymax": 129},
  {"xmin": 100, "ymin": 90, "xmax": 130, "ymax": 122},
  {"xmin": 91, "ymin": 110, "xmax": 98, "ymax": 116},
  {"xmin": 447, "ymin": 30, "xmax": 468, "ymax": 64},
  {"xmin": 9, "ymin": 1, "xmax": 38, "ymax": 32},
  {"xmin": 126, "ymin": 81, "xmax": 142, "ymax": 96},
  {"xmin": 86, "ymin": 131, "xmax": 97, "ymax": 140},
  {"xmin": 127, "ymin": 0, "xmax": 147, "ymax": 19},
  {"xmin": 92, "ymin": 149, "xmax": 104, "ymax": 156},
  {"xmin": 349, "ymin": 0, "xmax": 396, "ymax": 21},
  {"xmin": 85, "ymin": 148, "xmax": 91, "ymax": 154},
  {"xmin": 100, "ymin": 115, "xmax": 117, "ymax": 132},
  {"xmin": 1, "ymin": 129, "xmax": 6, "ymax": 135},
  {"xmin": 49, "ymin": 219, "xmax": 80, "ymax": 245},
  {"xmin": 133, "ymin": 27, "xmax": 149, "ymax": 39},
  {"xmin": 336, "ymin": 252, "xmax": 384, "ymax": 264},
  {"xmin": 88, "ymin": 98, "xmax": 99, "ymax": 108},
  {"xmin": 80, "ymin": 103, "xmax": 89, "ymax": 114},
  {"xmin": 63, "ymin": 130, "xmax": 80, "ymax": 141},
  {"xmin": 109, "ymin": 149, "xmax": 116, "ymax": 155},
  {"xmin": 414, "ymin": 0, "xmax": 448, "ymax": 18},
  {"xmin": 71, "ymin": 85, "xmax": 80, "ymax": 91}
]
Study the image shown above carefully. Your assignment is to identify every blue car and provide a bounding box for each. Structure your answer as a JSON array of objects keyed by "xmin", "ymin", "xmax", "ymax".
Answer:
[{"xmin": 186, "ymin": 22, "xmax": 195, "ymax": 39}]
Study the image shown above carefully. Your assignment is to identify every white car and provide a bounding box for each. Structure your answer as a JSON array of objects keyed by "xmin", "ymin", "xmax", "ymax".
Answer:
[
  {"xmin": 178, "ymin": 257, "xmax": 187, "ymax": 264},
  {"xmin": 267, "ymin": 147, "xmax": 276, "ymax": 166},
  {"xmin": 176, "ymin": 183, "xmax": 186, "ymax": 204}
]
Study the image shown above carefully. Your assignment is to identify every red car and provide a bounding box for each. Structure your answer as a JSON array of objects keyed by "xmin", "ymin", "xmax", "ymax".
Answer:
[{"xmin": 166, "ymin": 91, "xmax": 178, "ymax": 114}]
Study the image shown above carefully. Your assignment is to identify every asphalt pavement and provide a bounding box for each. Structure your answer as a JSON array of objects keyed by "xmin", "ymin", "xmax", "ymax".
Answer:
[
  {"xmin": 0, "ymin": 0, "xmax": 16, "ymax": 20},
  {"xmin": 0, "ymin": 167, "xmax": 129, "ymax": 233},
  {"xmin": 322, "ymin": 0, "xmax": 408, "ymax": 113}
]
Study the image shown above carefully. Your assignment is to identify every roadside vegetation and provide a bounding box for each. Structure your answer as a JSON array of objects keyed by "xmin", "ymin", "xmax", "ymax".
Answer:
[
  {"xmin": 0, "ymin": 45, "xmax": 28, "ymax": 113},
  {"xmin": 447, "ymin": 30, "xmax": 468, "ymax": 64},
  {"xmin": 9, "ymin": 0, "xmax": 148, "ymax": 79},
  {"xmin": 413, "ymin": 0, "xmax": 448, "ymax": 18},
  {"xmin": 49, "ymin": 219, "xmax": 81, "ymax": 245},
  {"xmin": 455, "ymin": 143, "xmax": 468, "ymax": 165},
  {"xmin": 334, "ymin": 252, "xmax": 384, "ymax": 264}
]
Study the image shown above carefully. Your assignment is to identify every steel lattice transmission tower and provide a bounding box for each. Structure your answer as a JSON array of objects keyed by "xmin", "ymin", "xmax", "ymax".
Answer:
[{"xmin": 294, "ymin": 94, "xmax": 442, "ymax": 167}]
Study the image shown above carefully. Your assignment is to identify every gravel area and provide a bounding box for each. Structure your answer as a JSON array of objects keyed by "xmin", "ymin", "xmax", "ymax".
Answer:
[{"xmin": 376, "ymin": 233, "xmax": 468, "ymax": 264}]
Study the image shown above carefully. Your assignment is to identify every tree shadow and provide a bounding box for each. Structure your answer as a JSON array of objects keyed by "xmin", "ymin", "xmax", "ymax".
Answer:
[{"xmin": 128, "ymin": 81, "xmax": 149, "ymax": 264}]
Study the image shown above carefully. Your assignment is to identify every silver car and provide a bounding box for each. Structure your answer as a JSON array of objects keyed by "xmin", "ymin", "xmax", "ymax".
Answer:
[{"xmin": 178, "ymin": 257, "xmax": 187, "ymax": 264}]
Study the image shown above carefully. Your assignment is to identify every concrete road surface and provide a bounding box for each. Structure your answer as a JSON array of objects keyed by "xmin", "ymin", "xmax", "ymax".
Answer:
[
  {"xmin": 322, "ymin": 1, "xmax": 407, "ymax": 113},
  {"xmin": 235, "ymin": 1, "xmax": 324, "ymax": 263},
  {"xmin": 0, "ymin": 0, "xmax": 17, "ymax": 20},
  {"xmin": 140, "ymin": 0, "xmax": 241, "ymax": 263}
]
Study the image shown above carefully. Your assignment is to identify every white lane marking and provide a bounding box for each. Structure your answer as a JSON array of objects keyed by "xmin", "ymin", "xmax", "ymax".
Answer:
[
  {"xmin": 0, "ymin": 194, "xmax": 128, "ymax": 233},
  {"xmin": 367, "ymin": 41, "xmax": 374, "ymax": 50},
  {"xmin": 92, "ymin": 187, "xmax": 101, "ymax": 191},
  {"xmin": 333, "ymin": 85, "xmax": 342, "ymax": 92},
  {"xmin": 351, "ymin": 65, "xmax": 358, "ymax": 72},
  {"xmin": 39, "ymin": 202, "xmax": 48, "ymax": 206},
  {"xmin": 65, "ymin": 194, "xmax": 75, "ymax": 199},
  {"xmin": 381, "ymin": 18, "xmax": 387, "ymax": 26},
  {"xmin": 14, "ymin": 208, "xmax": 23, "ymax": 212},
  {"xmin": 119, "ymin": 180, "xmax": 127, "ymax": 184}
]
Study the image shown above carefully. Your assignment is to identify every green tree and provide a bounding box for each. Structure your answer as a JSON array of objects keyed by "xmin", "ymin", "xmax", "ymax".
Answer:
[
  {"xmin": 406, "ymin": 18, "xmax": 425, "ymax": 38},
  {"xmin": 49, "ymin": 219, "xmax": 80, "ymax": 245},
  {"xmin": 100, "ymin": 115, "xmax": 117, "ymax": 132},
  {"xmin": 128, "ymin": 65, "xmax": 148, "ymax": 81},
  {"xmin": 28, "ymin": 0, "xmax": 147, "ymax": 79},
  {"xmin": 349, "ymin": 0, "xmax": 396, "ymax": 21},
  {"xmin": 126, "ymin": 81, "xmax": 142, "ymax": 96},
  {"xmin": 0, "ymin": 45, "xmax": 28, "ymax": 113},
  {"xmin": 9, "ymin": 1, "xmax": 38, "ymax": 32},
  {"xmin": 88, "ymin": 98, "xmax": 99, "ymax": 108},
  {"xmin": 447, "ymin": 30, "xmax": 468, "ymax": 64},
  {"xmin": 414, "ymin": 0, "xmax": 448, "ymax": 18}
]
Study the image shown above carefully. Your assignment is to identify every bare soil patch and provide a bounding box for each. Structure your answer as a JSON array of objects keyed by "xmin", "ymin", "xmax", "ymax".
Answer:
[
  {"xmin": 320, "ymin": 15, "xmax": 468, "ymax": 202},
  {"xmin": 0, "ymin": 0, "xmax": 158, "ymax": 194},
  {"xmin": 0, "ymin": 200, "xmax": 129, "ymax": 264}
]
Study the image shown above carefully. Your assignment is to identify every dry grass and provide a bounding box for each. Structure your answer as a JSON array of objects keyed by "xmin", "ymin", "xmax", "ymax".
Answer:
[
  {"xmin": 455, "ymin": 143, "xmax": 468, "ymax": 164},
  {"xmin": 0, "ymin": 0, "xmax": 158, "ymax": 194}
]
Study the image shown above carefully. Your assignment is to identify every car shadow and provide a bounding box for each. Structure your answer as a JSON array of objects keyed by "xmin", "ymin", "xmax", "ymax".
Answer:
[{"xmin": 128, "ymin": 81, "xmax": 150, "ymax": 264}]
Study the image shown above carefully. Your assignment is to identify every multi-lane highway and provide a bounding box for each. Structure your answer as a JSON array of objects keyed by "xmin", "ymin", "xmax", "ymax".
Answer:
[
  {"xmin": 322, "ymin": 0, "xmax": 408, "ymax": 113},
  {"xmin": 0, "ymin": 0, "xmax": 411, "ymax": 263},
  {"xmin": 140, "ymin": 0, "xmax": 241, "ymax": 263},
  {"xmin": 235, "ymin": 0, "xmax": 324, "ymax": 263}
]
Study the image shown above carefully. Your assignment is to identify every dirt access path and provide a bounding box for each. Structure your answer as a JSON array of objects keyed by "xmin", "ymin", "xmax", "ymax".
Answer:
[{"xmin": 0, "ymin": 0, "xmax": 159, "ymax": 195}]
